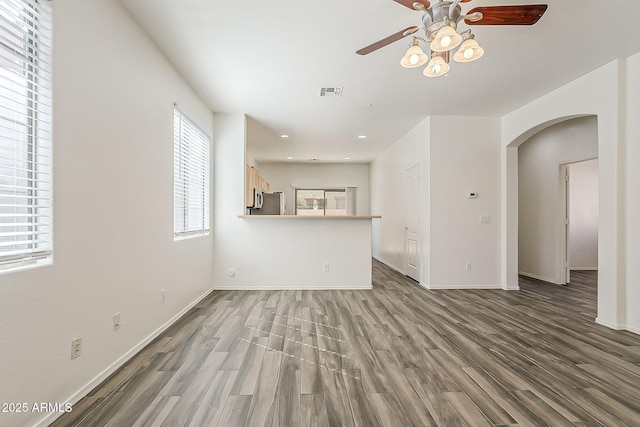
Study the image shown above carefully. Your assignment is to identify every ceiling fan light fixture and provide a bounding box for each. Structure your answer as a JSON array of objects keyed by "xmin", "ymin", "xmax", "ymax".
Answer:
[
  {"xmin": 430, "ymin": 24, "xmax": 462, "ymax": 52},
  {"xmin": 359, "ymin": 2, "xmax": 549, "ymax": 78},
  {"xmin": 400, "ymin": 39, "xmax": 428, "ymax": 68},
  {"xmin": 453, "ymin": 33, "xmax": 484, "ymax": 63},
  {"xmin": 423, "ymin": 53, "xmax": 449, "ymax": 77}
]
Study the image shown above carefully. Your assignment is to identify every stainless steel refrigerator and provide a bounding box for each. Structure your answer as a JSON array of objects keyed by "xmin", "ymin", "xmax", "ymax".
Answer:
[{"xmin": 249, "ymin": 192, "xmax": 286, "ymax": 215}]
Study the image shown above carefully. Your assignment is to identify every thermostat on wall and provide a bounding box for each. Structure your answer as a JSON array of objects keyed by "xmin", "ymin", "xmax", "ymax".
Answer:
[{"xmin": 468, "ymin": 192, "xmax": 479, "ymax": 199}]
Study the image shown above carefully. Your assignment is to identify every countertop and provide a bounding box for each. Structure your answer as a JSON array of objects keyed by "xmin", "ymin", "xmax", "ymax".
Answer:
[{"xmin": 238, "ymin": 215, "xmax": 382, "ymax": 219}]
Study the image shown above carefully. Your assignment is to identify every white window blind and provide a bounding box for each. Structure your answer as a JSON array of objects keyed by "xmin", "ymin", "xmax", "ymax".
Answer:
[
  {"xmin": 0, "ymin": 0, "xmax": 52, "ymax": 267},
  {"xmin": 173, "ymin": 105, "xmax": 210, "ymax": 238}
]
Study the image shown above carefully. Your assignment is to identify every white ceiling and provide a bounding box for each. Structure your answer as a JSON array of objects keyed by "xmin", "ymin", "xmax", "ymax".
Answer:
[{"xmin": 119, "ymin": 0, "xmax": 640, "ymax": 163}]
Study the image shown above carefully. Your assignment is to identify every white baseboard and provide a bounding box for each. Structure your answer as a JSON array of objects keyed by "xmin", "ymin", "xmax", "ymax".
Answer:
[
  {"xmin": 595, "ymin": 318, "xmax": 640, "ymax": 336},
  {"xmin": 38, "ymin": 287, "xmax": 214, "ymax": 427},
  {"xmin": 425, "ymin": 283, "xmax": 502, "ymax": 290},
  {"xmin": 570, "ymin": 267, "xmax": 598, "ymax": 271},
  {"xmin": 518, "ymin": 271, "xmax": 563, "ymax": 285},
  {"xmin": 595, "ymin": 317, "xmax": 624, "ymax": 330},
  {"xmin": 625, "ymin": 324, "xmax": 640, "ymax": 336},
  {"xmin": 213, "ymin": 284, "xmax": 373, "ymax": 290},
  {"xmin": 372, "ymin": 256, "xmax": 405, "ymax": 275}
]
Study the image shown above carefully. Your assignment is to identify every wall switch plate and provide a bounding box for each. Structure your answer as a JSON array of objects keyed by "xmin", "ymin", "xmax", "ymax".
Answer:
[
  {"xmin": 323, "ymin": 263, "xmax": 330, "ymax": 271},
  {"xmin": 113, "ymin": 312, "xmax": 121, "ymax": 331},
  {"xmin": 71, "ymin": 336, "xmax": 82, "ymax": 359},
  {"xmin": 465, "ymin": 263, "xmax": 472, "ymax": 271},
  {"xmin": 161, "ymin": 289, "xmax": 165, "ymax": 303}
]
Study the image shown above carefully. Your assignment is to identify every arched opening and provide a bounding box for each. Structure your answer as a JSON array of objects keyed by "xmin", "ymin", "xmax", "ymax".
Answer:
[
  {"xmin": 503, "ymin": 114, "xmax": 598, "ymax": 314},
  {"xmin": 515, "ymin": 117, "xmax": 598, "ymax": 309},
  {"xmin": 503, "ymin": 117, "xmax": 592, "ymax": 278},
  {"xmin": 500, "ymin": 60, "xmax": 626, "ymax": 331}
]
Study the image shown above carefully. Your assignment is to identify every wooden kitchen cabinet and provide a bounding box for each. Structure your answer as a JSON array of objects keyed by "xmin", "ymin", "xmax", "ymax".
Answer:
[
  {"xmin": 246, "ymin": 165, "xmax": 269, "ymax": 207},
  {"xmin": 246, "ymin": 165, "xmax": 256, "ymax": 206},
  {"xmin": 258, "ymin": 176, "xmax": 268, "ymax": 192}
]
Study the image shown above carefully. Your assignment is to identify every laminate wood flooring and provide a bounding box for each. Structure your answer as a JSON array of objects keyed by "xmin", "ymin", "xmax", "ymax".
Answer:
[{"xmin": 51, "ymin": 263, "xmax": 640, "ymax": 426}]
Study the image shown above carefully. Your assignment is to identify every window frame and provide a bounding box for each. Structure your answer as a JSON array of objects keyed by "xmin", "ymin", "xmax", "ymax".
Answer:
[
  {"xmin": 0, "ymin": 0, "xmax": 53, "ymax": 270},
  {"xmin": 173, "ymin": 105, "xmax": 211, "ymax": 240},
  {"xmin": 294, "ymin": 188, "xmax": 347, "ymax": 216}
]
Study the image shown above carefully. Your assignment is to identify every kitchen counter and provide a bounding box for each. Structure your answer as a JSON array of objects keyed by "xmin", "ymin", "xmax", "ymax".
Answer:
[
  {"xmin": 216, "ymin": 215, "xmax": 382, "ymax": 290},
  {"xmin": 238, "ymin": 215, "xmax": 381, "ymax": 219}
]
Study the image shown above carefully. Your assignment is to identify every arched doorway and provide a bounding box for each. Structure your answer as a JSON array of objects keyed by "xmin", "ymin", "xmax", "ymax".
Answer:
[
  {"xmin": 500, "ymin": 61, "xmax": 627, "ymax": 331},
  {"xmin": 516, "ymin": 116, "xmax": 598, "ymax": 286}
]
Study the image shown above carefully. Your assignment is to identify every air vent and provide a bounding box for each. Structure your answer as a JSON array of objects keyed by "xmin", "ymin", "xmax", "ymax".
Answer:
[{"xmin": 318, "ymin": 87, "xmax": 343, "ymax": 97}]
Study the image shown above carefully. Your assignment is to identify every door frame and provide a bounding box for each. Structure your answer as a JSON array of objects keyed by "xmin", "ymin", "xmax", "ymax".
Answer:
[
  {"xmin": 559, "ymin": 164, "xmax": 570, "ymax": 284},
  {"xmin": 560, "ymin": 158, "xmax": 599, "ymax": 285},
  {"xmin": 404, "ymin": 165, "xmax": 421, "ymax": 282}
]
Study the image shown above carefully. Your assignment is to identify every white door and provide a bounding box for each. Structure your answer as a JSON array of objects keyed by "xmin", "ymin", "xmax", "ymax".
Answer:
[
  {"xmin": 405, "ymin": 165, "xmax": 420, "ymax": 281},
  {"xmin": 558, "ymin": 164, "xmax": 571, "ymax": 285}
]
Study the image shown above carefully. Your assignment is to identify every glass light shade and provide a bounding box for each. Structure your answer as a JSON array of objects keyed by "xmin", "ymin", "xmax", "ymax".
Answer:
[
  {"xmin": 430, "ymin": 25, "xmax": 462, "ymax": 52},
  {"xmin": 400, "ymin": 43, "xmax": 428, "ymax": 68},
  {"xmin": 423, "ymin": 55, "xmax": 450, "ymax": 77},
  {"xmin": 453, "ymin": 37, "xmax": 484, "ymax": 63}
]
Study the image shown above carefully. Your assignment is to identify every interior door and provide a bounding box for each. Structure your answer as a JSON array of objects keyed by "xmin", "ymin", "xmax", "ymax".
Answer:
[
  {"xmin": 405, "ymin": 165, "xmax": 420, "ymax": 281},
  {"xmin": 560, "ymin": 164, "xmax": 570, "ymax": 284},
  {"xmin": 564, "ymin": 166, "xmax": 571, "ymax": 284}
]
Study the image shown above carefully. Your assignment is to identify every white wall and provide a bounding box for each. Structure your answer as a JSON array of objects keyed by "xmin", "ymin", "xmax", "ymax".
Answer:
[
  {"xmin": 428, "ymin": 116, "xmax": 502, "ymax": 288},
  {"xmin": 569, "ymin": 159, "xmax": 599, "ymax": 271},
  {"xmin": 625, "ymin": 52, "xmax": 640, "ymax": 334},
  {"xmin": 517, "ymin": 117, "xmax": 598, "ymax": 283},
  {"xmin": 213, "ymin": 115, "xmax": 373, "ymax": 290},
  {"xmin": 0, "ymin": 2, "xmax": 214, "ymax": 426},
  {"xmin": 257, "ymin": 162, "xmax": 370, "ymax": 215},
  {"xmin": 371, "ymin": 116, "xmax": 501, "ymax": 288},
  {"xmin": 370, "ymin": 118, "xmax": 428, "ymax": 275}
]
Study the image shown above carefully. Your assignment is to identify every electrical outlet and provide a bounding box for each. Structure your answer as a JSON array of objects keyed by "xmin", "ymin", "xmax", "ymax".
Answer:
[
  {"xmin": 113, "ymin": 312, "xmax": 121, "ymax": 331},
  {"xmin": 70, "ymin": 336, "xmax": 82, "ymax": 359},
  {"xmin": 465, "ymin": 263, "xmax": 472, "ymax": 271},
  {"xmin": 322, "ymin": 263, "xmax": 329, "ymax": 271},
  {"xmin": 161, "ymin": 289, "xmax": 165, "ymax": 303}
]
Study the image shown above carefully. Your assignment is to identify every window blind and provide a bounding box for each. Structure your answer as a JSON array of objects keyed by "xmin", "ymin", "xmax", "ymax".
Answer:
[
  {"xmin": 173, "ymin": 106, "xmax": 210, "ymax": 238},
  {"xmin": 0, "ymin": 0, "xmax": 52, "ymax": 267}
]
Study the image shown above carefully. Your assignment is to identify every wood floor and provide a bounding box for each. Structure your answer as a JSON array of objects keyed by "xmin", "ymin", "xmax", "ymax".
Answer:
[{"xmin": 51, "ymin": 262, "xmax": 640, "ymax": 426}]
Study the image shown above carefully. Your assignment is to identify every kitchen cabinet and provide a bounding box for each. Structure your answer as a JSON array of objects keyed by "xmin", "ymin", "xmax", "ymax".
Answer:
[{"xmin": 246, "ymin": 165, "xmax": 269, "ymax": 206}]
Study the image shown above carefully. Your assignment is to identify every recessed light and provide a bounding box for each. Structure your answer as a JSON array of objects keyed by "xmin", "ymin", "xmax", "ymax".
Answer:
[
  {"xmin": 358, "ymin": 135, "xmax": 367, "ymax": 140},
  {"xmin": 280, "ymin": 134, "xmax": 289, "ymax": 139},
  {"xmin": 287, "ymin": 156, "xmax": 293, "ymax": 160},
  {"xmin": 344, "ymin": 157, "xmax": 351, "ymax": 160}
]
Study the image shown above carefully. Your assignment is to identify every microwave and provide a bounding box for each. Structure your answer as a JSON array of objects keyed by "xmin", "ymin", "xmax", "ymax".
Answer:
[{"xmin": 253, "ymin": 188, "xmax": 263, "ymax": 208}]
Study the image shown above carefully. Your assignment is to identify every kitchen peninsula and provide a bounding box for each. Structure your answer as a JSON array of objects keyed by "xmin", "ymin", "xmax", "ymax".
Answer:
[
  {"xmin": 238, "ymin": 215, "xmax": 381, "ymax": 220},
  {"xmin": 232, "ymin": 214, "xmax": 382, "ymax": 290},
  {"xmin": 211, "ymin": 155, "xmax": 380, "ymax": 291}
]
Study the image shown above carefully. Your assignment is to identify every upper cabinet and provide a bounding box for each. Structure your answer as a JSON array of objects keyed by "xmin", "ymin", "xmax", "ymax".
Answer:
[{"xmin": 246, "ymin": 165, "xmax": 269, "ymax": 206}]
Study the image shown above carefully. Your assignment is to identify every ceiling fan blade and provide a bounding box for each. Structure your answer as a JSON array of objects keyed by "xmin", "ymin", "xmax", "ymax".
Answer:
[
  {"xmin": 464, "ymin": 4, "xmax": 548, "ymax": 25},
  {"xmin": 356, "ymin": 26, "xmax": 419, "ymax": 55},
  {"xmin": 392, "ymin": 0, "xmax": 430, "ymax": 10}
]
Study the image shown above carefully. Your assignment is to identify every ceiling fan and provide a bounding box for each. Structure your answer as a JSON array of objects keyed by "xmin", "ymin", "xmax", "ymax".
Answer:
[{"xmin": 357, "ymin": 0, "xmax": 548, "ymax": 77}]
